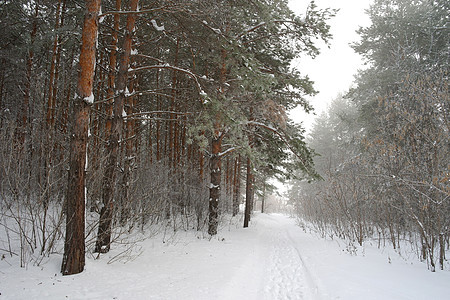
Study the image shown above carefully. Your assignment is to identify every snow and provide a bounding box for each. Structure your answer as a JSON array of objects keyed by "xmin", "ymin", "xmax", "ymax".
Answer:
[
  {"xmin": 150, "ymin": 19, "xmax": 165, "ymax": 32},
  {"xmin": 209, "ymin": 183, "xmax": 219, "ymax": 189},
  {"xmin": 98, "ymin": 6, "xmax": 104, "ymax": 23},
  {"xmin": 1, "ymin": 213, "xmax": 449, "ymax": 299},
  {"xmin": 83, "ymin": 93, "xmax": 94, "ymax": 104}
]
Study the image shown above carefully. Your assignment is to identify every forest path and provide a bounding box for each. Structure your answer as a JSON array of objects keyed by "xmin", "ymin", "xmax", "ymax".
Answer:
[{"xmin": 218, "ymin": 213, "xmax": 324, "ymax": 300}]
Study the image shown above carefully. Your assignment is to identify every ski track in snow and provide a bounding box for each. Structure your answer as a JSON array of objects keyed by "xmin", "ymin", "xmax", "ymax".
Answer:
[
  {"xmin": 265, "ymin": 228, "xmax": 308, "ymax": 299},
  {"xmin": 219, "ymin": 214, "xmax": 323, "ymax": 300}
]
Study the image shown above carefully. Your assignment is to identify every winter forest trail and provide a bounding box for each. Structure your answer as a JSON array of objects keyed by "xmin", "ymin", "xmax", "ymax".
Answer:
[
  {"xmin": 218, "ymin": 214, "xmax": 324, "ymax": 300},
  {"xmin": 1, "ymin": 214, "xmax": 450, "ymax": 300}
]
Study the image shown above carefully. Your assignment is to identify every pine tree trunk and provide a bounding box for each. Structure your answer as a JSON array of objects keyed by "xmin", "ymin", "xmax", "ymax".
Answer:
[
  {"xmin": 208, "ymin": 132, "xmax": 222, "ymax": 235},
  {"xmin": 155, "ymin": 65, "xmax": 161, "ymax": 161},
  {"xmin": 61, "ymin": 0, "xmax": 101, "ymax": 275},
  {"xmin": 169, "ymin": 38, "xmax": 180, "ymax": 170},
  {"xmin": 261, "ymin": 179, "xmax": 266, "ymax": 214},
  {"xmin": 16, "ymin": 2, "xmax": 39, "ymax": 146},
  {"xmin": 207, "ymin": 41, "xmax": 229, "ymax": 234},
  {"xmin": 244, "ymin": 157, "xmax": 253, "ymax": 228},
  {"xmin": 95, "ymin": 0, "xmax": 138, "ymax": 253},
  {"xmin": 120, "ymin": 66, "xmax": 136, "ymax": 225},
  {"xmin": 46, "ymin": 0, "xmax": 63, "ymax": 129},
  {"xmin": 0, "ymin": 59, "xmax": 5, "ymax": 119},
  {"xmin": 232, "ymin": 155, "xmax": 240, "ymax": 216},
  {"xmin": 105, "ymin": 0, "xmax": 121, "ymax": 137},
  {"xmin": 61, "ymin": 46, "xmax": 76, "ymax": 135}
]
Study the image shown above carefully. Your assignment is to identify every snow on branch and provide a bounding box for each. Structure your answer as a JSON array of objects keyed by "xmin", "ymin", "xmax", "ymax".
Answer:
[
  {"xmin": 129, "ymin": 64, "xmax": 206, "ymax": 101},
  {"xmin": 201, "ymin": 20, "xmax": 222, "ymax": 35},
  {"xmin": 218, "ymin": 146, "xmax": 236, "ymax": 157},
  {"xmin": 83, "ymin": 93, "xmax": 95, "ymax": 104},
  {"xmin": 150, "ymin": 19, "xmax": 165, "ymax": 31},
  {"xmin": 125, "ymin": 111, "xmax": 192, "ymax": 120},
  {"xmin": 99, "ymin": 6, "xmax": 171, "ymax": 18}
]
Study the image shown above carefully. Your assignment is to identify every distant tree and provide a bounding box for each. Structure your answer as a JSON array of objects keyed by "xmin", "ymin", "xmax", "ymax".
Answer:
[
  {"xmin": 350, "ymin": 0, "xmax": 449, "ymax": 270},
  {"xmin": 363, "ymin": 72, "xmax": 449, "ymax": 270},
  {"xmin": 290, "ymin": 0, "xmax": 449, "ymax": 272}
]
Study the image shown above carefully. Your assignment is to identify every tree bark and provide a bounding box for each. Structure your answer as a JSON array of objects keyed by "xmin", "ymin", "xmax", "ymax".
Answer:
[
  {"xmin": 61, "ymin": 0, "xmax": 101, "ymax": 276},
  {"xmin": 208, "ymin": 41, "xmax": 228, "ymax": 235},
  {"xmin": 46, "ymin": 0, "xmax": 63, "ymax": 129},
  {"xmin": 208, "ymin": 131, "xmax": 222, "ymax": 235},
  {"xmin": 261, "ymin": 179, "xmax": 266, "ymax": 214},
  {"xmin": 16, "ymin": 2, "xmax": 39, "ymax": 146},
  {"xmin": 232, "ymin": 155, "xmax": 241, "ymax": 216},
  {"xmin": 169, "ymin": 38, "xmax": 180, "ymax": 170},
  {"xmin": 120, "ymin": 61, "xmax": 137, "ymax": 225},
  {"xmin": 244, "ymin": 157, "xmax": 253, "ymax": 228},
  {"xmin": 105, "ymin": 0, "xmax": 122, "ymax": 137},
  {"xmin": 95, "ymin": 0, "xmax": 139, "ymax": 253}
]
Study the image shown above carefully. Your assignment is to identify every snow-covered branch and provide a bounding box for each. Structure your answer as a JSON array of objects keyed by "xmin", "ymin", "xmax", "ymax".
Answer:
[
  {"xmin": 99, "ymin": 6, "xmax": 171, "ymax": 18},
  {"xmin": 218, "ymin": 146, "xmax": 236, "ymax": 157},
  {"xmin": 129, "ymin": 64, "xmax": 204, "ymax": 97},
  {"xmin": 125, "ymin": 111, "xmax": 192, "ymax": 119}
]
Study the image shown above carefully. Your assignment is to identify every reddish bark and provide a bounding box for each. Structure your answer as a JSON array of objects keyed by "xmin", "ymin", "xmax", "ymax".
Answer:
[
  {"xmin": 105, "ymin": 0, "xmax": 122, "ymax": 137},
  {"xmin": 62, "ymin": 0, "xmax": 101, "ymax": 276}
]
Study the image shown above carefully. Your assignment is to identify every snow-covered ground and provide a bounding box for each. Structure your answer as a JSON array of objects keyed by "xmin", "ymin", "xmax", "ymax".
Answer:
[{"xmin": 1, "ymin": 213, "xmax": 449, "ymax": 299}]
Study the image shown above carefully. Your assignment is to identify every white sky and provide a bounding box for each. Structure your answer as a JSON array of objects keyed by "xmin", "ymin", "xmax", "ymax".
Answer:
[{"xmin": 288, "ymin": 0, "xmax": 373, "ymax": 133}]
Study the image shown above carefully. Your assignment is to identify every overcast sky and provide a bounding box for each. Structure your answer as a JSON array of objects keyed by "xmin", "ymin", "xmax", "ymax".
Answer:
[{"xmin": 288, "ymin": 0, "xmax": 373, "ymax": 133}]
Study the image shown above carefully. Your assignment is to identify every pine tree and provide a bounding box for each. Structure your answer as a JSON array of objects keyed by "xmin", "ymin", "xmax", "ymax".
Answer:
[{"xmin": 62, "ymin": 0, "xmax": 101, "ymax": 275}]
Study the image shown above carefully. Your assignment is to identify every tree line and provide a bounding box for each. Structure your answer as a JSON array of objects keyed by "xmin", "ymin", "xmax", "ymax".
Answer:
[
  {"xmin": 0, "ymin": 0, "xmax": 334, "ymax": 274},
  {"xmin": 289, "ymin": 0, "xmax": 449, "ymax": 272}
]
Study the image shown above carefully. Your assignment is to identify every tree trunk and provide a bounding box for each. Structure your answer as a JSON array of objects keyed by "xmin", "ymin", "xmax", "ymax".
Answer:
[
  {"xmin": 169, "ymin": 38, "xmax": 180, "ymax": 170},
  {"xmin": 207, "ymin": 40, "xmax": 229, "ymax": 235},
  {"xmin": 261, "ymin": 179, "xmax": 266, "ymax": 214},
  {"xmin": 155, "ymin": 62, "xmax": 161, "ymax": 161},
  {"xmin": 95, "ymin": 0, "xmax": 139, "ymax": 253},
  {"xmin": 120, "ymin": 63, "xmax": 137, "ymax": 225},
  {"xmin": 105, "ymin": 0, "xmax": 122, "ymax": 137},
  {"xmin": 16, "ymin": 2, "xmax": 39, "ymax": 146},
  {"xmin": 61, "ymin": 0, "xmax": 101, "ymax": 276},
  {"xmin": 208, "ymin": 131, "xmax": 222, "ymax": 235},
  {"xmin": 46, "ymin": 0, "xmax": 63, "ymax": 129},
  {"xmin": 232, "ymin": 155, "xmax": 240, "ymax": 216},
  {"xmin": 244, "ymin": 157, "xmax": 253, "ymax": 228}
]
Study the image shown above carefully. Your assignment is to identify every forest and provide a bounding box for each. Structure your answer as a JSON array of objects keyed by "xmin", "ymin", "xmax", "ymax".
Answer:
[
  {"xmin": 289, "ymin": 0, "xmax": 449, "ymax": 272},
  {"xmin": 0, "ymin": 0, "xmax": 448, "ymax": 278}
]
